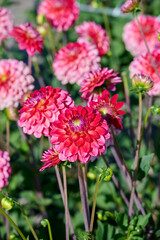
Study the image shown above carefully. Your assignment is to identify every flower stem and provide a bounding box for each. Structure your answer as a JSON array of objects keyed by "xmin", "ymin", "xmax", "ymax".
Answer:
[
  {"xmin": 47, "ymin": 22, "xmax": 56, "ymax": 55},
  {"xmin": 0, "ymin": 209, "xmax": 26, "ymax": 240},
  {"xmin": 62, "ymin": 166, "xmax": 69, "ymax": 240},
  {"xmin": 89, "ymin": 175, "xmax": 101, "ymax": 234},
  {"xmin": 82, "ymin": 164, "xmax": 90, "ymax": 226},
  {"xmin": 128, "ymin": 92, "xmax": 142, "ymax": 218},
  {"xmin": 77, "ymin": 161, "xmax": 89, "ymax": 232},
  {"xmin": 32, "ymin": 56, "xmax": 45, "ymax": 87},
  {"xmin": 135, "ymin": 14, "xmax": 160, "ymax": 80},
  {"xmin": 16, "ymin": 204, "xmax": 38, "ymax": 240},
  {"xmin": 47, "ymin": 220, "xmax": 53, "ymax": 240},
  {"xmin": 28, "ymin": 55, "xmax": 32, "ymax": 74}
]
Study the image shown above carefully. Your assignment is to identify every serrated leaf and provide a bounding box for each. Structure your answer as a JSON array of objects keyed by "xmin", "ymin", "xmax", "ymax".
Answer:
[
  {"xmin": 140, "ymin": 154, "xmax": 154, "ymax": 176},
  {"xmin": 137, "ymin": 213, "xmax": 151, "ymax": 228}
]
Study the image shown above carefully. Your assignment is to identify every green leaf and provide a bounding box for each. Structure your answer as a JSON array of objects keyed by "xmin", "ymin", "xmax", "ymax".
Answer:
[
  {"xmin": 137, "ymin": 213, "xmax": 151, "ymax": 228},
  {"xmin": 140, "ymin": 154, "xmax": 154, "ymax": 176},
  {"xmin": 115, "ymin": 212, "xmax": 128, "ymax": 229},
  {"xmin": 96, "ymin": 220, "xmax": 104, "ymax": 240},
  {"xmin": 155, "ymin": 229, "xmax": 160, "ymax": 238}
]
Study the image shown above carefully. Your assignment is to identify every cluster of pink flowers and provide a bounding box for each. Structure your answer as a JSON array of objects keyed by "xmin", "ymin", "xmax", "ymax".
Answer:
[
  {"xmin": 75, "ymin": 21, "xmax": 110, "ymax": 56},
  {"xmin": 38, "ymin": 0, "xmax": 79, "ymax": 31},
  {"xmin": 0, "ymin": 59, "xmax": 34, "ymax": 110},
  {"xmin": 0, "ymin": 7, "xmax": 13, "ymax": 45},
  {"xmin": 0, "ymin": 150, "xmax": 11, "ymax": 190}
]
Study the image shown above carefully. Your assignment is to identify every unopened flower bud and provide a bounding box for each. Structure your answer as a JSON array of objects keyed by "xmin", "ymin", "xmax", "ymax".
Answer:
[
  {"xmin": 36, "ymin": 14, "xmax": 45, "ymax": 25},
  {"xmin": 37, "ymin": 24, "xmax": 47, "ymax": 37},
  {"xmin": 91, "ymin": 1, "xmax": 99, "ymax": 9},
  {"xmin": 103, "ymin": 168, "xmax": 113, "ymax": 182},
  {"xmin": 6, "ymin": 107, "xmax": 18, "ymax": 121},
  {"xmin": 120, "ymin": 0, "xmax": 140, "ymax": 14},
  {"xmin": 158, "ymin": 32, "xmax": 160, "ymax": 41},
  {"xmin": 131, "ymin": 74, "xmax": 153, "ymax": 93},
  {"xmin": 9, "ymin": 233, "xmax": 16, "ymax": 240},
  {"xmin": 41, "ymin": 219, "xmax": 48, "ymax": 227},
  {"xmin": 1, "ymin": 197, "xmax": 14, "ymax": 211},
  {"xmin": 87, "ymin": 171, "xmax": 96, "ymax": 180}
]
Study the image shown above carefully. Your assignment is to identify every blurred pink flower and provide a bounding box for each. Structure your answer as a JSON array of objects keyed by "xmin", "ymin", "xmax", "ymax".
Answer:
[
  {"xmin": 123, "ymin": 15, "xmax": 160, "ymax": 56},
  {"xmin": 38, "ymin": 0, "xmax": 79, "ymax": 31},
  {"xmin": 129, "ymin": 49, "xmax": 160, "ymax": 96},
  {"xmin": 51, "ymin": 105, "xmax": 110, "ymax": 163},
  {"xmin": 0, "ymin": 59, "xmax": 34, "ymax": 110},
  {"xmin": 0, "ymin": 150, "xmax": 11, "ymax": 190},
  {"xmin": 40, "ymin": 147, "xmax": 61, "ymax": 171},
  {"xmin": 10, "ymin": 22, "xmax": 43, "ymax": 56},
  {"xmin": 18, "ymin": 86, "xmax": 74, "ymax": 138},
  {"xmin": 53, "ymin": 41, "xmax": 100, "ymax": 85},
  {"xmin": 120, "ymin": 0, "xmax": 140, "ymax": 14},
  {"xmin": 0, "ymin": 7, "xmax": 13, "ymax": 45},
  {"xmin": 80, "ymin": 67, "xmax": 122, "ymax": 101},
  {"xmin": 75, "ymin": 21, "xmax": 110, "ymax": 56}
]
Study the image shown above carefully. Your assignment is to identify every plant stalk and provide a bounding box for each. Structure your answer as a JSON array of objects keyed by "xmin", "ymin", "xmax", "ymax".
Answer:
[
  {"xmin": 82, "ymin": 164, "xmax": 90, "ymax": 226},
  {"xmin": 62, "ymin": 166, "xmax": 69, "ymax": 240}
]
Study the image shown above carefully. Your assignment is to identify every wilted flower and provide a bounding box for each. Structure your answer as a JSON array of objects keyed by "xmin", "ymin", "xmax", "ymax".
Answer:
[
  {"xmin": 88, "ymin": 90, "xmax": 125, "ymax": 129},
  {"xmin": 38, "ymin": 0, "xmax": 79, "ymax": 31},
  {"xmin": 10, "ymin": 22, "xmax": 43, "ymax": 56},
  {"xmin": 131, "ymin": 74, "xmax": 153, "ymax": 93},
  {"xmin": 18, "ymin": 86, "xmax": 74, "ymax": 138},
  {"xmin": 75, "ymin": 21, "xmax": 110, "ymax": 56},
  {"xmin": 50, "ymin": 105, "xmax": 110, "ymax": 163},
  {"xmin": 0, "ymin": 59, "xmax": 34, "ymax": 110},
  {"xmin": 53, "ymin": 41, "xmax": 100, "ymax": 85},
  {"xmin": 129, "ymin": 49, "xmax": 160, "ymax": 96},
  {"xmin": 123, "ymin": 15, "xmax": 160, "ymax": 56},
  {"xmin": 40, "ymin": 147, "xmax": 61, "ymax": 171},
  {"xmin": 0, "ymin": 150, "xmax": 11, "ymax": 191},
  {"xmin": 80, "ymin": 67, "xmax": 122, "ymax": 101},
  {"xmin": 120, "ymin": 0, "xmax": 140, "ymax": 14},
  {"xmin": 0, "ymin": 7, "xmax": 13, "ymax": 45}
]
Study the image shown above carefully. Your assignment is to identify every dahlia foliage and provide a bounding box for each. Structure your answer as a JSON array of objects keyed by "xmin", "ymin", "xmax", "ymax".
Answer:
[
  {"xmin": 129, "ymin": 49, "xmax": 160, "ymax": 95},
  {"xmin": 0, "ymin": 59, "xmax": 34, "ymax": 110},
  {"xmin": 10, "ymin": 22, "xmax": 44, "ymax": 56},
  {"xmin": 18, "ymin": 86, "xmax": 74, "ymax": 138},
  {"xmin": 80, "ymin": 67, "xmax": 122, "ymax": 101},
  {"xmin": 0, "ymin": 7, "xmax": 13, "ymax": 45},
  {"xmin": 75, "ymin": 21, "xmax": 110, "ymax": 56},
  {"xmin": 38, "ymin": 0, "xmax": 79, "ymax": 31},
  {"xmin": 0, "ymin": 150, "xmax": 11, "ymax": 191},
  {"xmin": 53, "ymin": 41, "xmax": 100, "ymax": 85}
]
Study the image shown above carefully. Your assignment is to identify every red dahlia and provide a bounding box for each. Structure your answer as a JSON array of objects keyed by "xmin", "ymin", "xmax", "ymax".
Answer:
[
  {"xmin": 50, "ymin": 105, "xmax": 110, "ymax": 163},
  {"xmin": 80, "ymin": 67, "xmax": 122, "ymax": 101},
  {"xmin": 40, "ymin": 147, "xmax": 61, "ymax": 171},
  {"xmin": 18, "ymin": 86, "xmax": 74, "ymax": 138},
  {"xmin": 88, "ymin": 90, "xmax": 125, "ymax": 129}
]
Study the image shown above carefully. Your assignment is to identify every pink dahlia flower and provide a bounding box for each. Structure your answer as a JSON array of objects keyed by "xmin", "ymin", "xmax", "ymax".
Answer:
[
  {"xmin": 0, "ymin": 59, "xmax": 34, "ymax": 110},
  {"xmin": 40, "ymin": 147, "xmax": 61, "ymax": 171},
  {"xmin": 38, "ymin": 0, "xmax": 79, "ymax": 31},
  {"xmin": 75, "ymin": 21, "xmax": 110, "ymax": 56},
  {"xmin": 120, "ymin": 0, "xmax": 140, "ymax": 14},
  {"xmin": 129, "ymin": 49, "xmax": 160, "ymax": 96},
  {"xmin": 50, "ymin": 105, "xmax": 110, "ymax": 163},
  {"xmin": 0, "ymin": 150, "xmax": 11, "ymax": 190},
  {"xmin": 88, "ymin": 90, "xmax": 126, "ymax": 129},
  {"xmin": 53, "ymin": 41, "xmax": 100, "ymax": 85},
  {"xmin": 10, "ymin": 22, "xmax": 43, "ymax": 56},
  {"xmin": 80, "ymin": 67, "xmax": 122, "ymax": 101},
  {"xmin": 18, "ymin": 86, "xmax": 74, "ymax": 138},
  {"xmin": 0, "ymin": 7, "xmax": 13, "ymax": 45},
  {"xmin": 123, "ymin": 15, "xmax": 160, "ymax": 56}
]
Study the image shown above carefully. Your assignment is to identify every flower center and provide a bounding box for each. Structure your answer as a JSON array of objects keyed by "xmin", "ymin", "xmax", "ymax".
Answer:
[
  {"xmin": 99, "ymin": 104, "xmax": 115, "ymax": 116},
  {"xmin": 69, "ymin": 116, "xmax": 86, "ymax": 132},
  {"xmin": 0, "ymin": 74, "xmax": 8, "ymax": 82}
]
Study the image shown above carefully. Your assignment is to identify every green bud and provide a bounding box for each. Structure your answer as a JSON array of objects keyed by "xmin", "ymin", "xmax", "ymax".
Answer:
[
  {"xmin": 103, "ymin": 168, "xmax": 113, "ymax": 182},
  {"xmin": 37, "ymin": 25, "xmax": 47, "ymax": 37},
  {"xmin": 41, "ymin": 219, "xmax": 48, "ymax": 227},
  {"xmin": 1, "ymin": 197, "xmax": 14, "ymax": 211},
  {"xmin": 150, "ymin": 106, "xmax": 160, "ymax": 114},
  {"xmin": 9, "ymin": 233, "xmax": 16, "ymax": 240},
  {"xmin": 97, "ymin": 211, "xmax": 107, "ymax": 221},
  {"xmin": 36, "ymin": 14, "xmax": 45, "ymax": 25},
  {"xmin": 87, "ymin": 171, "xmax": 96, "ymax": 180},
  {"xmin": 91, "ymin": 1, "xmax": 99, "ymax": 9},
  {"xmin": 106, "ymin": 50, "xmax": 112, "ymax": 57}
]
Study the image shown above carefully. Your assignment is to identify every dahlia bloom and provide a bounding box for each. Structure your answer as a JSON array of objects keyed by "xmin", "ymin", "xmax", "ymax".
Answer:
[
  {"xmin": 0, "ymin": 7, "xmax": 13, "ymax": 45},
  {"xmin": 53, "ymin": 41, "xmax": 100, "ymax": 85},
  {"xmin": 120, "ymin": 0, "xmax": 140, "ymax": 14},
  {"xmin": 0, "ymin": 59, "xmax": 34, "ymax": 110},
  {"xmin": 10, "ymin": 22, "xmax": 43, "ymax": 56},
  {"xmin": 80, "ymin": 67, "xmax": 122, "ymax": 101},
  {"xmin": 38, "ymin": 0, "xmax": 79, "ymax": 31},
  {"xmin": 75, "ymin": 21, "xmax": 110, "ymax": 56},
  {"xmin": 50, "ymin": 105, "xmax": 110, "ymax": 163},
  {"xmin": 40, "ymin": 147, "xmax": 61, "ymax": 171},
  {"xmin": 131, "ymin": 74, "xmax": 153, "ymax": 93},
  {"xmin": 18, "ymin": 86, "xmax": 74, "ymax": 138},
  {"xmin": 0, "ymin": 150, "xmax": 11, "ymax": 190},
  {"xmin": 129, "ymin": 49, "xmax": 160, "ymax": 96},
  {"xmin": 88, "ymin": 90, "xmax": 125, "ymax": 129},
  {"xmin": 123, "ymin": 15, "xmax": 160, "ymax": 56}
]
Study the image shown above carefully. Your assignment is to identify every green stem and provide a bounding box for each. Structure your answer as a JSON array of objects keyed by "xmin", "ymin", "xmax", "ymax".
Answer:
[
  {"xmin": 47, "ymin": 22, "xmax": 56, "ymax": 55},
  {"xmin": 17, "ymin": 204, "xmax": 38, "ymax": 240},
  {"xmin": 101, "ymin": 6, "xmax": 111, "ymax": 40},
  {"xmin": 89, "ymin": 175, "xmax": 101, "ymax": 234},
  {"xmin": 82, "ymin": 164, "xmax": 90, "ymax": 226},
  {"xmin": 62, "ymin": 166, "xmax": 69, "ymax": 240},
  {"xmin": 0, "ymin": 209, "xmax": 26, "ymax": 240},
  {"xmin": 47, "ymin": 220, "xmax": 53, "ymax": 240}
]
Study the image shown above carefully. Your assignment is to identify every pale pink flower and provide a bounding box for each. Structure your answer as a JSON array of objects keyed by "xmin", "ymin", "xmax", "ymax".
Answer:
[
  {"xmin": 38, "ymin": 0, "xmax": 79, "ymax": 31},
  {"xmin": 0, "ymin": 150, "xmax": 11, "ymax": 190},
  {"xmin": 0, "ymin": 59, "xmax": 34, "ymax": 110},
  {"xmin": 123, "ymin": 15, "xmax": 160, "ymax": 56},
  {"xmin": 129, "ymin": 49, "xmax": 160, "ymax": 96},
  {"xmin": 75, "ymin": 21, "xmax": 110, "ymax": 56},
  {"xmin": 53, "ymin": 41, "xmax": 100, "ymax": 85},
  {"xmin": 0, "ymin": 7, "xmax": 13, "ymax": 45}
]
